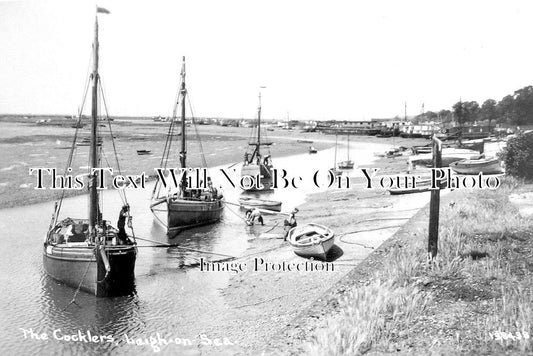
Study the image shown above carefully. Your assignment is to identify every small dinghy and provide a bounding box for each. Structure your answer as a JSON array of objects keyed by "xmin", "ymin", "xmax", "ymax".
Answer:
[
  {"xmin": 239, "ymin": 197, "xmax": 282, "ymax": 212},
  {"xmin": 308, "ymin": 146, "xmax": 317, "ymax": 154},
  {"xmin": 136, "ymin": 149, "xmax": 152, "ymax": 155},
  {"xmin": 287, "ymin": 223, "xmax": 335, "ymax": 260},
  {"xmin": 338, "ymin": 160, "xmax": 354, "ymax": 169},
  {"xmin": 388, "ymin": 178, "xmax": 434, "ymax": 195},
  {"xmin": 450, "ymin": 157, "xmax": 502, "ymax": 175}
]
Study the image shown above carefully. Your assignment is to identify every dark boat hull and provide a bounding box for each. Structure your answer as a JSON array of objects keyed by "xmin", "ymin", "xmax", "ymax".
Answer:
[
  {"xmin": 241, "ymin": 164, "xmax": 273, "ymax": 191},
  {"xmin": 167, "ymin": 198, "xmax": 224, "ymax": 237},
  {"xmin": 43, "ymin": 244, "xmax": 136, "ymax": 297}
]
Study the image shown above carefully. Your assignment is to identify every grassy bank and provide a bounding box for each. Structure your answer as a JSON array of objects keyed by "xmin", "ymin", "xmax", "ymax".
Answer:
[{"xmin": 301, "ymin": 178, "xmax": 533, "ymax": 355}]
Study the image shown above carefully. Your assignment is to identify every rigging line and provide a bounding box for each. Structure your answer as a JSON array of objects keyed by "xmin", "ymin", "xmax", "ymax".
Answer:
[
  {"xmin": 53, "ymin": 73, "xmax": 92, "ymax": 225},
  {"xmin": 152, "ymin": 118, "xmax": 176, "ymax": 200},
  {"xmin": 152, "ymin": 73, "xmax": 183, "ymax": 200},
  {"xmin": 98, "ymin": 78, "xmax": 122, "ymax": 176},
  {"xmin": 186, "ymin": 94, "xmax": 208, "ymax": 168},
  {"xmin": 165, "ymin": 74, "xmax": 185, "ymax": 163}
]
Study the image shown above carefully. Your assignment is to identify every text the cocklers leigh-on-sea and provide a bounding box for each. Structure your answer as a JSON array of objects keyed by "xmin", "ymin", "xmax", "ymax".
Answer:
[{"xmin": 28, "ymin": 167, "xmax": 502, "ymax": 191}]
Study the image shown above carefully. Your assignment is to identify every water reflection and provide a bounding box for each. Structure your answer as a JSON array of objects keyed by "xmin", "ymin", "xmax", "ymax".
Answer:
[{"xmin": 0, "ymin": 141, "xmax": 384, "ymax": 354}]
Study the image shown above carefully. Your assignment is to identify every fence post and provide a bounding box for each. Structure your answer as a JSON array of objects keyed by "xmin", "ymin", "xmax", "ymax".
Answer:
[{"xmin": 428, "ymin": 136, "xmax": 442, "ymax": 259}]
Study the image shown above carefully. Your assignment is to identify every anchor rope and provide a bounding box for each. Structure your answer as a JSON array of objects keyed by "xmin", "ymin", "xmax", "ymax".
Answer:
[{"xmin": 63, "ymin": 257, "xmax": 93, "ymax": 311}]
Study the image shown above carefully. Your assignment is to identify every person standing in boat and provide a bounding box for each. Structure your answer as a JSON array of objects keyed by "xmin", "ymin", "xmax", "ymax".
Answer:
[{"xmin": 117, "ymin": 205, "xmax": 130, "ymax": 244}]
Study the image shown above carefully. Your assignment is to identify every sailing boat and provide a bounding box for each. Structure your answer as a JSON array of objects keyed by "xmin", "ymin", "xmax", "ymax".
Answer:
[
  {"xmin": 330, "ymin": 133, "xmax": 342, "ymax": 176},
  {"xmin": 338, "ymin": 134, "xmax": 354, "ymax": 169},
  {"xmin": 241, "ymin": 89, "xmax": 274, "ymax": 191},
  {"xmin": 43, "ymin": 10, "xmax": 136, "ymax": 298},
  {"xmin": 150, "ymin": 57, "xmax": 224, "ymax": 238}
]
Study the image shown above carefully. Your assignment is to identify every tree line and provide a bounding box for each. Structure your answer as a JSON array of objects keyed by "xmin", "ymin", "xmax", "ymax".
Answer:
[{"xmin": 414, "ymin": 85, "xmax": 533, "ymax": 128}]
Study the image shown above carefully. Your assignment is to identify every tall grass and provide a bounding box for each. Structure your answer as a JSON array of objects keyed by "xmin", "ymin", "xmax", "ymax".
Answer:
[
  {"xmin": 307, "ymin": 177, "xmax": 533, "ymax": 354},
  {"xmin": 306, "ymin": 280, "xmax": 430, "ymax": 356}
]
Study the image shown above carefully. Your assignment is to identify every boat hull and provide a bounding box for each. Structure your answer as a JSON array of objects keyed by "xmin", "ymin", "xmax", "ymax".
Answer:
[
  {"xmin": 338, "ymin": 160, "xmax": 354, "ymax": 169},
  {"xmin": 239, "ymin": 197, "xmax": 282, "ymax": 212},
  {"xmin": 288, "ymin": 223, "xmax": 335, "ymax": 260},
  {"xmin": 43, "ymin": 244, "xmax": 136, "ymax": 297},
  {"xmin": 449, "ymin": 158, "xmax": 502, "ymax": 175},
  {"xmin": 167, "ymin": 198, "xmax": 224, "ymax": 237},
  {"xmin": 241, "ymin": 164, "xmax": 273, "ymax": 191},
  {"xmin": 409, "ymin": 149, "xmax": 483, "ymax": 168}
]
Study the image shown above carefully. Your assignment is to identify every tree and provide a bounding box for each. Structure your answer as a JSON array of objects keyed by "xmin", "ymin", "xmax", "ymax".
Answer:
[
  {"xmin": 512, "ymin": 86, "xmax": 533, "ymax": 126},
  {"xmin": 497, "ymin": 95, "xmax": 515, "ymax": 125},
  {"xmin": 466, "ymin": 101, "xmax": 480, "ymax": 123},
  {"xmin": 499, "ymin": 132, "xmax": 533, "ymax": 179},
  {"xmin": 480, "ymin": 99, "xmax": 497, "ymax": 129},
  {"xmin": 453, "ymin": 101, "xmax": 466, "ymax": 126},
  {"xmin": 438, "ymin": 109, "xmax": 453, "ymax": 123}
]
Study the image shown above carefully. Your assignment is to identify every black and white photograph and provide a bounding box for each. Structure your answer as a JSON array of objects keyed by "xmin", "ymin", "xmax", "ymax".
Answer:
[{"xmin": 1, "ymin": 1, "xmax": 532, "ymax": 355}]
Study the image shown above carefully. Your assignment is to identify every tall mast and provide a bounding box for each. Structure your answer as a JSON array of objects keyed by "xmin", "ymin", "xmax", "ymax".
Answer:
[
  {"xmin": 180, "ymin": 56, "xmax": 187, "ymax": 169},
  {"xmin": 257, "ymin": 90, "xmax": 261, "ymax": 152},
  {"xmin": 334, "ymin": 133, "xmax": 338, "ymax": 167},
  {"xmin": 89, "ymin": 15, "xmax": 100, "ymax": 232},
  {"xmin": 347, "ymin": 134, "xmax": 350, "ymax": 160}
]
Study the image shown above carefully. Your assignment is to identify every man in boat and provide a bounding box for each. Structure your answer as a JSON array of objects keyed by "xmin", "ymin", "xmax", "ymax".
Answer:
[
  {"xmin": 117, "ymin": 204, "xmax": 130, "ymax": 244},
  {"xmin": 283, "ymin": 208, "xmax": 299, "ymax": 240},
  {"xmin": 245, "ymin": 208, "xmax": 264, "ymax": 226}
]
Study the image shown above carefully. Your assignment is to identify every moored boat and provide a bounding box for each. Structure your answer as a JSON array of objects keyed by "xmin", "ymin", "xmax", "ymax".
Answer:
[
  {"xmin": 449, "ymin": 157, "xmax": 503, "ymax": 175},
  {"xmin": 309, "ymin": 146, "xmax": 317, "ymax": 154},
  {"xmin": 338, "ymin": 133, "xmax": 354, "ymax": 169},
  {"xmin": 43, "ymin": 9, "xmax": 136, "ymax": 297},
  {"xmin": 239, "ymin": 197, "xmax": 282, "ymax": 212},
  {"xmin": 330, "ymin": 133, "xmax": 342, "ymax": 175},
  {"xmin": 136, "ymin": 149, "xmax": 151, "ymax": 155},
  {"xmin": 409, "ymin": 148, "xmax": 483, "ymax": 169},
  {"xmin": 388, "ymin": 178, "xmax": 435, "ymax": 195},
  {"xmin": 150, "ymin": 57, "xmax": 224, "ymax": 238},
  {"xmin": 241, "ymin": 88, "xmax": 274, "ymax": 191},
  {"xmin": 287, "ymin": 223, "xmax": 335, "ymax": 260}
]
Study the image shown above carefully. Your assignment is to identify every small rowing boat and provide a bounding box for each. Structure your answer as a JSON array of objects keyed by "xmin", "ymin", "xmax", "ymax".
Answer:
[
  {"xmin": 136, "ymin": 149, "xmax": 151, "ymax": 155},
  {"xmin": 287, "ymin": 223, "xmax": 335, "ymax": 260},
  {"xmin": 388, "ymin": 178, "xmax": 433, "ymax": 195},
  {"xmin": 338, "ymin": 160, "xmax": 354, "ymax": 169},
  {"xmin": 449, "ymin": 157, "xmax": 502, "ymax": 175},
  {"xmin": 409, "ymin": 148, "xmax": 482, "ymax": 168},
  {"xmin": 239, "ymin": 197, "xmax": 282, "ymax": 212},
  {"xmin": 309, "ymin": 146, "xmax": 317, "ymax": 154}
]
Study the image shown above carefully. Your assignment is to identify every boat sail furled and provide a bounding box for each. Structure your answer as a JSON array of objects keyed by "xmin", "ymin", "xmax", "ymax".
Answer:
[
  {"xmin": 241, "ymin": 89, "xmax": 274, "ymax": 191},
  {"xmin": 43, "ymin": 10, "xmax": 137, "ymax": 298},
  {"xmin": 150, "ymin": 57, "xmax": 224, "ymax": 238}
]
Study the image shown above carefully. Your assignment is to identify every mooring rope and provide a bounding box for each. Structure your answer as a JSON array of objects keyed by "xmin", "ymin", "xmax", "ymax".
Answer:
[{"xmin": 63, "ymin": 258, "xmax": 93, "ymax": 311}]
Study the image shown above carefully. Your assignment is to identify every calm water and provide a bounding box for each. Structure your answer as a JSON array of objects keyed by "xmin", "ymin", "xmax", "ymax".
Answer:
[{"xmin": 0, "ymin": 141, "xmax": 387, "ymax": 355}]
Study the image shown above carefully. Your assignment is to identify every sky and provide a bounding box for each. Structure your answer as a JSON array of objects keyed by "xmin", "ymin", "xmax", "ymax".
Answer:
[{"xmin": 1, "ymin": 0, "xmax": 533, "ymax": 121}]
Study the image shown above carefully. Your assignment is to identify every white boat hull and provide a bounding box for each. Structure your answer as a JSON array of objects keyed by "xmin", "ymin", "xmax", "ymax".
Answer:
[
  {"xmin": 239, "ymin": 197, "xmax": 282, "ymax": 212},
  {"xmin": 288, "ymin": 223, "xmax": 335, "ymax": 260},
  {"xmin": 450, "ymin": 158, "xmax": 502, "ymax": 175}
]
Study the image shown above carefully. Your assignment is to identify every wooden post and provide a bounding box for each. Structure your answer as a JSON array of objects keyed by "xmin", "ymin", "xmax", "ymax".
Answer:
[{"xmin": 428, "ymin": 136, "xmax": 442, "ymax": 259}]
